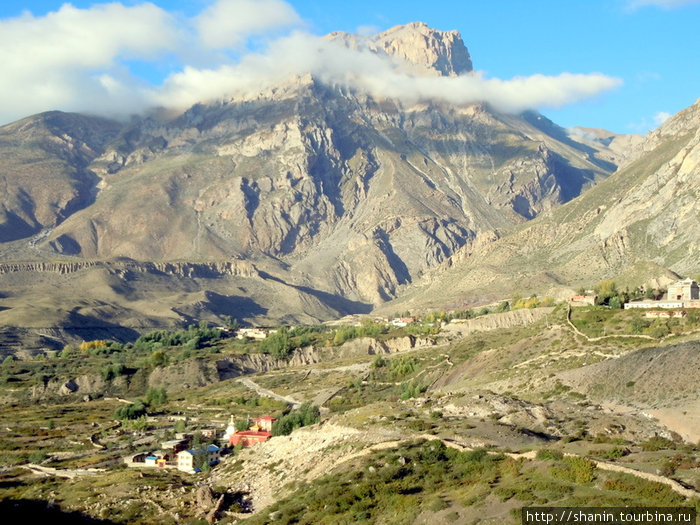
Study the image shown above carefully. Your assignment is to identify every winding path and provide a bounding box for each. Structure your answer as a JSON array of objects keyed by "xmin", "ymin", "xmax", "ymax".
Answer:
[{"xmin": 237, "ymin": 377, "xmax": 301, "ymax": 408}]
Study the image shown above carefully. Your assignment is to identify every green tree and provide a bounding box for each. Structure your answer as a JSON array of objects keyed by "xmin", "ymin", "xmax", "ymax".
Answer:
[
  {"xmin": 272, "ymin": 402, "xmax": 320, "ymax": 436},
  {"xmin": 149, "ymin": 350, "xmax": 168, "ymax": 368},
  {"xmin": 224, "ymin": 316, "xmax": 239, "ymax": 330},
  {"xmin": 114, "ymin": 400, "xmax": 147, "ymax": 420},
  {"xmin": 145, "ymin": 387, "xmax": 167, "ymax": 406},
  {"xmin": 594, "ymin": 280, "xmax": 617, "ymax": 305},
  {"xmin": 495, "ymin": 301, "xmax": 510, "ymax": 313},
  {"xmin": 260, "ymin": 327, "xmax": 292, "ymax": 358}
]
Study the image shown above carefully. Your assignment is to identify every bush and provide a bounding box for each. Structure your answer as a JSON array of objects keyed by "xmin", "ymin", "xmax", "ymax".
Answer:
[
  {"xmin": 144, "ymin": 387, "xmax": 167, "ymax": 406},
  {"xmin": 101, "ymin": 363, "xmax": 126, "ymax": 381},
  {"xmin": 114, "ymin": 400, "xmax": 147, "ymax": 420},
  {"xmin": 272, "ymin": 402, "xmax": 320, "ymax": 436},
  {"xmin": 551, "ymin": 456, "xmax": 596, "ymax": 484},
  {"xmin": 390, "ymin": 356, "xmax": 417, "ymax": 379},
  {"xmin": 400, "ymin": 380, "xmax": 426, "ymax": 400},
  {"xmin": 149, "ymin": 349, "xmax": 168, "ymax": 368},
  {"xmin": 640, "ymin": 436, "xmax": 677, "ymax": 451},
  {"xmin": 536, "ymin": 449, "xmax": 564, "ymax": 461},
  {"xmin": 371, "ymin": 355, "xmax": 386, "ymax": 369}
]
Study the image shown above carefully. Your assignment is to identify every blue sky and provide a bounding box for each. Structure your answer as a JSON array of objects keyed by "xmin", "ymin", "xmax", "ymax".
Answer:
[{"xmin": 1, "ymin": 0, "xmax": 698, "ymax": 133}]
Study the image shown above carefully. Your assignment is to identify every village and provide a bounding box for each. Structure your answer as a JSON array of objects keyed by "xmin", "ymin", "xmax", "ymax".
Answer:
[
  {"xmin": 123, "ymin": 415, "xmax": 277, "ymax": 474},
  {"xmin": 117, "ymin": 278, "xmax": 699, "ymax": 477},
  {"xmin": 569, "ymin": 277, "xmax": 700, "ymax": 312}
]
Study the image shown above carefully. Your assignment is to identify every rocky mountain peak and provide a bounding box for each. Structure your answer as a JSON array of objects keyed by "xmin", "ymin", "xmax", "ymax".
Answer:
[{"xmin": 326, "ymin": 22, "xmax": 473, "ymax": 77}]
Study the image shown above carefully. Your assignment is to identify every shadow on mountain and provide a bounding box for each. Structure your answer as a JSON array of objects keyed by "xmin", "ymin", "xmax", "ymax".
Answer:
[
  {"xmin": 49, "ymin": 234, "xmax": 82, "ymax": 255},
  {"xmin": 173, "ymin": 292, "xmax": 268, "ymax": 324},
  {"xmin": 549, "ymin": 152, "xmax": 599, "ymax": 202},
  {"xmin": 374, "ymin": 229, "xmax": 411, "ymax": 286},
  {"xmin": 258, "ymin": 271, "xmax": 372, "ymax": 315},
  {"xmin": 65, "ymin": 310, "xmax": 142, "ymax": 342},
  {"xmin": 520, "ymin": 111, "xmax": 618, "ymax": 173},
  {"xmin": 0, "ymin": 499, "xmax": 117, "ymax": 524},
  {"xmin": 0, "ymin": 211, "xmax": 37, "ymax": 243}
]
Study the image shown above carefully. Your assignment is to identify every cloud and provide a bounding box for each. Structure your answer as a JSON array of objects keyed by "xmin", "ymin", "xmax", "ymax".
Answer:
[
  {"xmin": 654, "ymin": 111, "xmax": 672, "ymax": 125},
  {"xmin": 626, "ymin": 0, "xmax": 700, "ymax": 9},
  {"xmin": 0, "ymin": 1, "xmax": 622, "ymax": 125},
  {"xmin": 0, "ymin": 2, "xmax": 180, "ymax": 120},
  {"xmin": 154, "ymin": 32, "xmax": 622, "ymax": 115},
  {"xmin": 627, "ymin": 110, "xmax": 673, "ymax": 132},
  {"xmin": 196, "ymin": 0, "xmax": 303, "ymax": 49}
]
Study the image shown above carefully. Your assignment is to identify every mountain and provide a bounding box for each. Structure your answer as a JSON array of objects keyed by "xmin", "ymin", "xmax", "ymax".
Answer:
[
  {"xmin": 0, "ymin": 111, "xmax": 122, "ymax": 243},
  {"xmin": 0, "ymin": 23, "xmax": 646, "ymax": 340},
  {"xmin": 325, "ymin": 21, "xmax": 473, "ymax": 77},
  {"xmin": 386, "ymin": 97, "xmax": 700, "ymax": 311}
]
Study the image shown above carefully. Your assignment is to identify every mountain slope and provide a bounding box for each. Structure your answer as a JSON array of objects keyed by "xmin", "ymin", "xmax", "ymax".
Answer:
[
  {"xmin": 388, "ymin": 97, "xmax": 700, "ymax": 310},
  {"xmin": 0, "ymin": 112, "xmax": 122, "ymax": 243},
  {"xmin": 0, "ymin": 23, "xmax": 627, "ymax": 333}
]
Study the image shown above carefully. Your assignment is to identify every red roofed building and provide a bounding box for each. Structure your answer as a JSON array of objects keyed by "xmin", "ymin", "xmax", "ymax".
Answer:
[
  {"xmin": 228, "ymin": 416, "xmax": 276, "ymax": 448},
  {"xmin": 229, "ymin": 429, "xmax": 272, "ymax": 447}
]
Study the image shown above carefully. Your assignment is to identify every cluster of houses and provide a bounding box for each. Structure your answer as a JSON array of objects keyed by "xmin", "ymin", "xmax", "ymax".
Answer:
[
  {"xmin": 568, "ymin": 278, "xmax": 700, "ymax": 314},
  {"xmin": 390, "ymin": 317, "xmax": 416, "ymax": 327},
  {"xmin": 124, "ymin": 415, "xmax": 277, "ymax": 473},
  {"xmin": 623, "ymin": 278, "xmax": 700, "ymax": 311}
]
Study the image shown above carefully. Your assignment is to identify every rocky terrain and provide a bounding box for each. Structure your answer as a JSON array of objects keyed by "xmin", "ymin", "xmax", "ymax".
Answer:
[
  {"xmin": 0, "ymin": 300, "xmax": 698, "ymax": 523},
  {"xmin": 0, "ymin": 23, "xmax": 640, "ymax": 341},
  {"xmin": 384, "ymin": 97, "xmax": 700, "ymax": 312}
]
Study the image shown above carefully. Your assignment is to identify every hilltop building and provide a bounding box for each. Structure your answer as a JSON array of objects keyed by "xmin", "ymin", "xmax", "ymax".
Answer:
[
  {"xmin": 568, "ymin": 295, "xmax": 597, "ymax": 306},
  {"xmin": 624, "ymin": 278, "xmax": 700, "ymax": 309},
  {"xmin": 667, "ymin": 278, "xmax": 699, "ymax": 301}
]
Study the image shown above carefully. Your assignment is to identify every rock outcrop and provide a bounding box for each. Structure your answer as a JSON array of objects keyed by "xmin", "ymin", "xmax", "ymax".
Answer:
[
  {"xmin": 0, "ymin": 23, "xmax": 641, "ymax": 334},
  {"xmin": 327, "ymin": 22, "xmax": 473, "ymax": 76}
]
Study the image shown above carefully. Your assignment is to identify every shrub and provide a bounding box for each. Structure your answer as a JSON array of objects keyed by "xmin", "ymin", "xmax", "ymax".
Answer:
[
  {"xmin": 551, "ymin": 456, "xmax": 595, "ymax": 484},
  {"xmin": 400, "ymin": 380, "xmax": 426, "ymax": 400},
  {"xmin": 144, "ymin": 387, "xmax": 167, "ymax": 406},
  {"xmin": 536, "ymin": 449, "xmax": 564, "ymax": 461},
  {"xmin": 101, "ymin": 363, "xmax": 126, "ymax": 381},
  {"xmin": 272, "ymin": 402, "xmax": 320, "ymax": 436},
  {"xmin": 114, "ymin": 400, "xmax": 147, "ymax": 420},
  {"xmin": 641, "ymin": 436, "xmax": 677, "ymax": 451},
  {"xmin": 390, "ymin": 356, "xmax": 417, "ymax": 379},
  {"xmin": 371, "ymin": 355, "xmax": 386, "ymax": 369}
]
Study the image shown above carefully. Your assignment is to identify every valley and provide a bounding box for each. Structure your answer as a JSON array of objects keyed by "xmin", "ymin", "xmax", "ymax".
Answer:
[
  {"xmin": 0, "ymin": 303, "xmax": 697, "ymax": 523},
  {"xmin": 0, "ymin": 13, "xmax": 697, "ymax": 525}
]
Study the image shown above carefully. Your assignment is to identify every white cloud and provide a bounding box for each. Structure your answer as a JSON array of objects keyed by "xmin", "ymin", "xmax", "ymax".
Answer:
[
  {"xmin": 196, "ymin": 0, "xmax": 303, "ymax": 49},
  {"xmin": 654, "ymin": 111, "xmax": 672, "ymax": 125},
  {"xmin": 154, "ymin": 32, "xmax": 622, "ymax": 115},
  {"xmin": 627, "ymin": 110, "xmax": 673, "ymax": 132},
  {"xmin": 626, "ymin": 0, "xmax": 700, "ymax": 9},
  {"xmin": 0, "ymin": 2, "xmax": 179, "ymax": 120},
  {"xmin": 0, "ymin": 1, "xmax": 622, "ymax": 125}
]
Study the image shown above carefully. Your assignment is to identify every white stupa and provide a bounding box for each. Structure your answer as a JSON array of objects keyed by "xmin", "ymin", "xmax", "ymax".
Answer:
[{"xmin": 223, "ymin": 415, "xmax": 236, "ymax": 442}]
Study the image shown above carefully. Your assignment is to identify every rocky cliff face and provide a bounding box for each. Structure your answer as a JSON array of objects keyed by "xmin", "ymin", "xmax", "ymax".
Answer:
[
  {"xmin": 390, "ymin": 98, "xmax": 700, "ymax": 311},
  {"xmin": 20, "ymin": 77, "xmax": 609, "ymax": 305},
  {"xmin": 0, "ymin": 23, "xmax": 623, "ymax": 331},
  {"xmin": 0, "ymin": 112, "xmax": 122, "ymax": 243},
  {"xmin": 326, "ymin": 22, "xmax": 473, "ymax": 77}
]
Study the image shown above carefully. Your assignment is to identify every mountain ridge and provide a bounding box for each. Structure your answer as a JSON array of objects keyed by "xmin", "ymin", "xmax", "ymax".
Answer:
[{"xmin": 0, "ymin": 23, "xmax": 692, "ymax": 339}]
